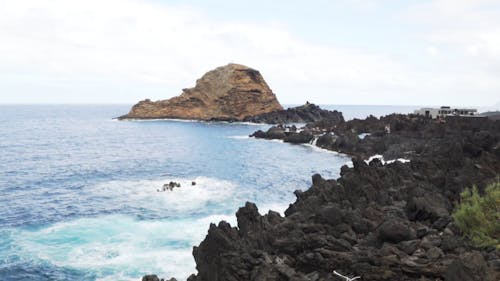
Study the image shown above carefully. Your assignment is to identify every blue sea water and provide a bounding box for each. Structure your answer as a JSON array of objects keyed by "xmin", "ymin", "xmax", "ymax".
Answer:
[
  {"xmin": 0, "ymin": 104, "xmax": 417, "ymax": 280},
  {"xmin": 0, "ymin": 105, "xmax": 347, "ymax": 280}
]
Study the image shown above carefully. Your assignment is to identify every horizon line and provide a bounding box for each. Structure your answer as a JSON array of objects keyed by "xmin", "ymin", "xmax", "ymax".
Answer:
[{"xmin": 0, "ymin": 103, "xmax": 497, "ymax": 108}]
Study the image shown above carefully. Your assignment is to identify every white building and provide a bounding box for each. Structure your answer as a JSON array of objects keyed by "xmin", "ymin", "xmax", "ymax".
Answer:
[{"xmin": 414, "ymin": 106, "xmax": 478, "ymax": 119}]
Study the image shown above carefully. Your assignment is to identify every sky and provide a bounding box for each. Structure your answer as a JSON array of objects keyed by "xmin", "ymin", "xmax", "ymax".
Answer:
[{"xmin": 0, "ymin": 0, "xmax": 499, "ymax": 106}]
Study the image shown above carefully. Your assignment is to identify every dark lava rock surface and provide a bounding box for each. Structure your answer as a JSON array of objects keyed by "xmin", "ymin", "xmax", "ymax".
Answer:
[
  {"xmin": 244, "ymin": 102, "xmax": 344, "ymax": 124},
  {"xmin": 250, "ymin": 125, "xmax": 317, "ymax": 145},
  {"xmin": 150, "ymin": 115, "xmax": 500, "ymax": 281}
]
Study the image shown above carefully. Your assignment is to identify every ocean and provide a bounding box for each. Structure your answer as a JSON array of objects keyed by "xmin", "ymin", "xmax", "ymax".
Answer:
[{"xmin": 0, "ymin": 104, "xmax": 419, "ymax": 280}]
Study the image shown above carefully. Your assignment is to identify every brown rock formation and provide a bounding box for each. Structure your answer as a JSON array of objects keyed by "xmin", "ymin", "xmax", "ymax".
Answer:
[{"xmin": 118, "ymin": 63, "xmax": 283, "ymax": 121}]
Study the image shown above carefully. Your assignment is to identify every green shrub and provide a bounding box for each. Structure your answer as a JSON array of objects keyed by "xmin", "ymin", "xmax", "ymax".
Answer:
[{"xmin": 452, "ymin": 182, "xmax": 500, "ymax": 248}]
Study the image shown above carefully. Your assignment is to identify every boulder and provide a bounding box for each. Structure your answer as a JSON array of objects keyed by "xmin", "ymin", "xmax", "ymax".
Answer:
[
  {"xmin": 406, "ymin": 194, "xmax": 449, "ymax": 222},
  {"xmin": 142, "ymin": 275, "xmax": 159, "ymax": 281},
  {"xmin": 444, "ymin": 252, "xmax": 497, "ymax": 281},
  {"xmin": 377, "ymin": 218, "xmax": 415, "ymax": 243},
  {"xmin": 283, "ymin": 131, "xmax": 314, "ymax": 144}
]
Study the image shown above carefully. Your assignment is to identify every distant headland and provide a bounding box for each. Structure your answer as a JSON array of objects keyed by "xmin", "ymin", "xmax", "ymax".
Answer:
[
  {"xmin": 118, "ymin": 63, "xmax": 343, "ymax": 124},
  {"xmin": 118, "ymin": 63, "xmax": 283, "ymax": 121}
]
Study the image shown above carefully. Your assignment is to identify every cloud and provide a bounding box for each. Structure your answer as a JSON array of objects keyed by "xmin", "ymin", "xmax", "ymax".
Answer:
[
  {"xmin": 399, "ymin": 0, "xmax": 500, "ymax": 106},
  {"xmin": 426, "ymin": 46, "xmax": 439, "ymax": 56},
  {"xmin": 0, "ymin": 0, "xmax": 498, "ymax": 106},
  {"xmin": 406, "ymin": 0, "xmax": 500, "ymax": 62}
]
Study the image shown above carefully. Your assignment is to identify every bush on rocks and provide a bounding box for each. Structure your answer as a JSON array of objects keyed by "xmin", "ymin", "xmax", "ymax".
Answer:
[{"xmin": 453, "ymin": 182, "xmax": 500, "ymax": 248}]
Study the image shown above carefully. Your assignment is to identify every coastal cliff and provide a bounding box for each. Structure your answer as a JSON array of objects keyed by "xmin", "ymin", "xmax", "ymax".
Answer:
[{"xmin": 118, "ymin": 64, "xmax": 283, "ymax": 121}]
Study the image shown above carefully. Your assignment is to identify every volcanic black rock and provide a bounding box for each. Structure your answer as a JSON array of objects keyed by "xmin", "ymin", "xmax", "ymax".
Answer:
[
  {"xmin": 185, "ymin": 115, "xmax": 500, "ymax": 281},
  {"xmin": 147, "ymin": 114, "xmax": 500, "ymax": 281},
  {"xmin": 244, "ymin": 102, "xmax": 344, "ymax": 124}
]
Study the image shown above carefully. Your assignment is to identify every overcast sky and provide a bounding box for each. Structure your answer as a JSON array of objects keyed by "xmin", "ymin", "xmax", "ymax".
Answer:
[{"xmin": 1, "ymin": 0, "xmax": 499, "ymax": 106}]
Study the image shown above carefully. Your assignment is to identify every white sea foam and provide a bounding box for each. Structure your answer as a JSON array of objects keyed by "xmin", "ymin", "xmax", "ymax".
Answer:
[
  {"xmin": 365, "ymin": 154, "xmax": 384, "ymax": 163},
  {"xmin": 386, "ymin": 158, "xmax": 411, "ymax": 164},
  {"xmin": 364, "ymin": 154, "xmax": 410, "ymax": 165},
  {"xmin": 258, "ymin": 202, "xmax": 289, "ymax": 216},
  {"xmin": 248, "ymin": 137, "xmax": 285, "ymax": 143},
  {"xmin": 118, "ymin": 117, "xmax": 265, "ymax": 126},
  {"xmin": 358, "ymin": 133, "xmax": 371, "ymax": 139},
  {"xmin": 216, "ymin": 121, "xmax": 263, "ymax": 126},
  {"xmin": 301, "ymin": 143, "xmax": 349, "ymax": 157},
  {"xmin": 89, "ymin": 176, "xmax": 236, "ymax": 214},
  {"xmin": 250, "ymin": 134, "xmax": 349, "ymax": 158},
  {"xmin": 227, "ymin": 135, "xmax": 250, "ymax": 139},
  {"xmin": 120, "ymin": 118, "xmax": 200, "ymax": 123},
  {"xmin": 8, "ymin": 213, "xmax": 236, "ymax": 280},
  {"xmin": 310, "ymin": 136, "xmax": 318, "ymax": 146}
]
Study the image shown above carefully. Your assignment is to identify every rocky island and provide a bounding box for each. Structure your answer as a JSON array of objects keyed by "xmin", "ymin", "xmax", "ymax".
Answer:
[
  {"xmin": 118, "ymin": 63, "xmax": 283, "ymax": 121},
  {"xmin": 119, "ymin": 63, "xmax": 343, "ymax": 124}
]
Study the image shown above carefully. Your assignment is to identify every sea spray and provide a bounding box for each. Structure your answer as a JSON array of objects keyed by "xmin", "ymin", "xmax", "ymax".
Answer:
[{"xmin": 3, "ymin": 214, "xmax": 235, "ymax": 280}]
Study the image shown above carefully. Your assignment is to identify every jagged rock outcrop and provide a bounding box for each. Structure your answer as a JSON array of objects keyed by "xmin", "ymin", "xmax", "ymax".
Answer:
[
  {"xmin": 243, "ymin": 102, "xmax": 344, "ymax": 124},
  {"xmin": 249, "ymin": 104, "xmax": 345, "ymax": 144},
  {"xmin": 142, "ymin": 276, "xmax": 177, "ymax": 281},
  {"xmin": 250, "ymin": 125, "xmax": 316, "ymax": 144},
  {"xmin": 146, "ymin": 115, "xmax": 500, "ymax": 281},
  {"xmin": 184, "ymin": 116, "xmax": 500, "ymax": 281},
  {"xmin": 119, "ymin": 64, "xmax": 283, "ymax": 121}
]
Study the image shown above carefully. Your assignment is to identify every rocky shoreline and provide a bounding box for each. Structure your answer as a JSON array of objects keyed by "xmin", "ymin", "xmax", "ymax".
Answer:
[
  {"xmin": 145, "ymin": 112, "xmax": 500, "ymax": 281},
  {"xmin": 243, "ymin": 102, "xmax": 344, "ymax": 124}
]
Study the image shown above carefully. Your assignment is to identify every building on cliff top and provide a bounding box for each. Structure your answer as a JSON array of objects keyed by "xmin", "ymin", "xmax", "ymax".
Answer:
[{"xmin": 414, "ymin": 106, "xmax": 478, "ymax": 119}]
